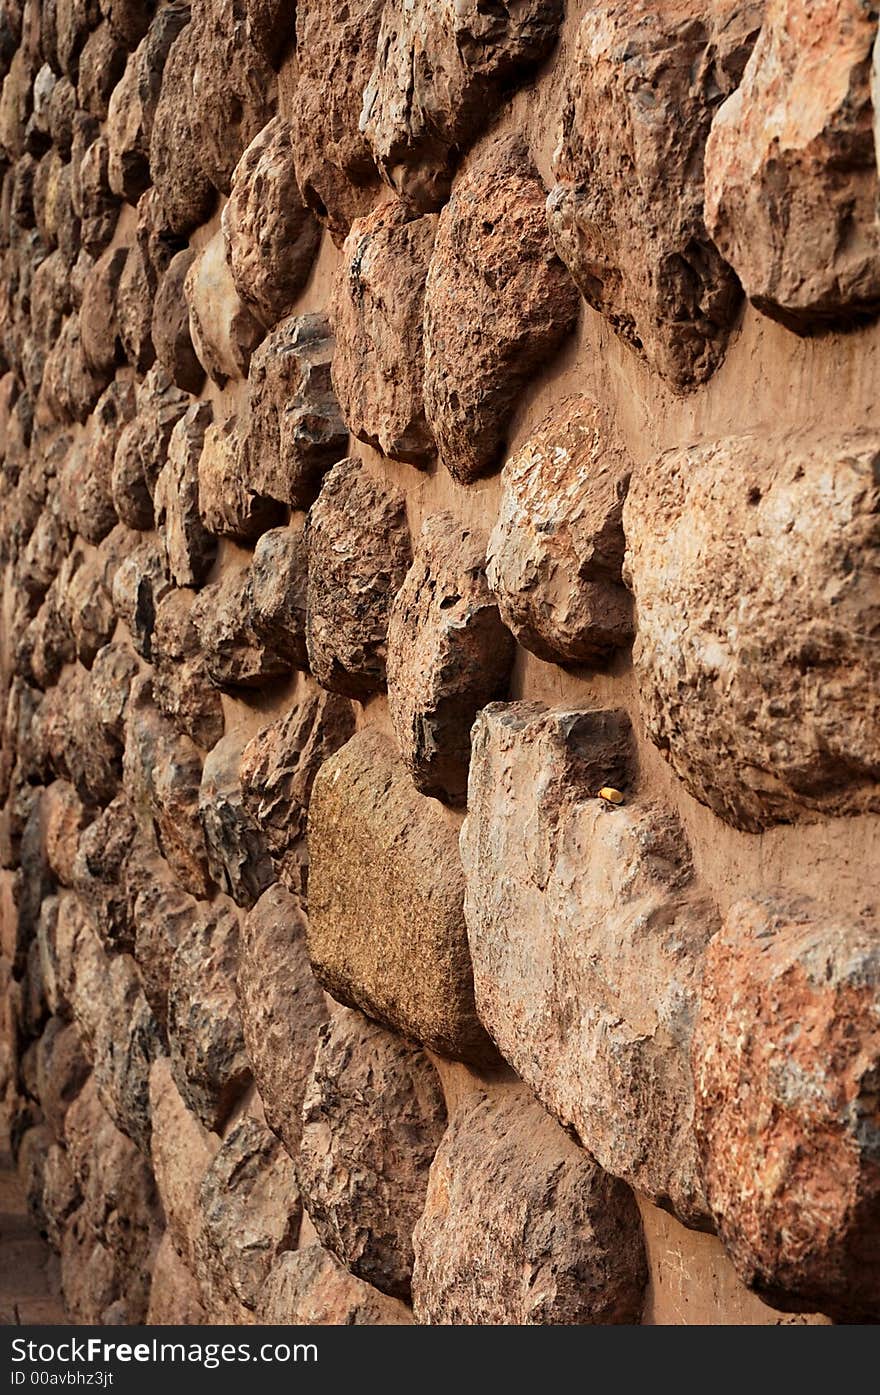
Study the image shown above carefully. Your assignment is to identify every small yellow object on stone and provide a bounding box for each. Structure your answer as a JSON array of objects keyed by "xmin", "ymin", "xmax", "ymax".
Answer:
[{"xmin": 598, "ymin": 786, "xmax": 624, "ymax": 805}]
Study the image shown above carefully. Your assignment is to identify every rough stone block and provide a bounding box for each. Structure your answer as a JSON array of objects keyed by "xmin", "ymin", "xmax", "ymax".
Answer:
[
  {"xmin": 148, "ymin": 22, "xmax": 215, "ymax": 235},
  {"xmin": 154, "ymin": 400, "xmax": 216, "ymax": 589},
  {"xmin": 151, "ymin": 588, "xmax": 226, "ymax": 750},
  {"xmin": 184, "ymin": 229, "xmax": 264, "ymax": 386},
  {"xmin": 197, "ymin": 416, "xmax": 284, "ymax": 542},
  {"xmin": 106, "ymin": 2, "xmax": 189, "ymax": 204},
  {"xmin": 152, "ymin": 247, "xmax": 205, "ymax": 396},
  {"xmin": 258, "ymin": 1245, "xmax": 412, "ymax": 1324},
  {"xmin": 111, "ymin": 366, "xmax": 190, "ymax": 532},
  {"xmin": 192, "ymin": 564, "xmax": 292, "ymax": 690},
  {"xmin": 199, "ymin": 731, "xmax": 274, "ymax": 909},
  {"xmin": 248, "ymin": 526, "xmax": 310, "ymax": 672}
]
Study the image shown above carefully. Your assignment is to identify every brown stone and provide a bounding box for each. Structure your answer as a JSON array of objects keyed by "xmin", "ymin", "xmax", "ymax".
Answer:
[
  {"xmin": 305, "ymin": 458, "xmax": 411, "ymax": 698},
  {"xmin": 101, "ymin": 0, "xmax": 152, "ymax": 49},
  {"xmin": 546, "ymin": 2, "xmax": 758, "ymax": 388},
  {"xmin": 307, "ymin": 728, "xmax": 497, "ymax": 1066},
  {"xmin": 185, "ymin": 228, "xmax": 264, "ymax": 386},
  {"xmin": 77, "ymin": 20, "xmax": 126, "ymax": 119},
  {"xmin": 258, "ymin": 1245, "xmax": 412, "ymax": 1324},
  {"xmin": 35, "ymin": 1015, "xmax": 89, "ymax": 1139},
  {"xmin": 240, "ymin": 313, "xmax": 347, "ymax": 510},
  {"xmin": 58, "ymin": 377, "xmax": 133, "ymax": 543},
  {"xmin": 424, "ymin": 137, "xmax": 579, "ymax": 483},
  {"xmin": 623, "ymin": 432, "xmax": 880, "ymax": 832},
  {"xmin": 59, "ymin": 548, "xmax": 115, "ymax": 667},
  {"xmin": 42, "ymin": 1142, "xmax": 80, "ymax": 1252},
  {"xmin": 486, "ymin": 396, "xmax": 634, "ymax": 666},
  {"xmin": 151, "ymin": 588, "xmax": 225, "ymax": 749},
  {"xmin": 299, "ymin": 1006, "xmax": 446, "ymax": 1300},
  {"xmin": 190, "ymin": 0, "xmax": 277, "ymax": 196},
  {"xmin": 237, "ymin": 884, "xmax": 328, "ymax": 1158},
  {"xmin": 111, "ymin": 366, "xmax": 190, "ymax": 531},
  {"xmin": 200, "ymin": 1114, "xmax": 301, "ymax": 1310},
  {"xmin": 239, "ymin": 685, "xmax": 355, "ymax": 894},
  {"xmin": 79, "ymin": 244, "xmax": 126, "ymax": 375},
  {"xmin": 362, "ymin": 0, "xmax": 563, "ymax": 211},
  {"xmin": 694, "ymin": 893, "xmax": 880, "ymax": 1321},
  {"xmin": 222, "ymin": 116, "xmax": 320, "ymax": 329},
  {"xmin": 44, "ymin": 779, "xmax": 88, "ymax": 887},
  {"xmin": 248, "ymin": 525, "xmax": 310, "ymax": 671},
  {"xmin": 412, "ymin": 1084, "xmax": 647, "ymax": 1325},
  {"xmin": 42, "ymin": 311, "xmax": 112, "ymax": 425},
  {"xmin": 199, "ymin": 731, "xmax": 274, "ymax": 908},
  {"xmin": 706, "ymin": 0, "xmax": 880, "ymax": 331},
  {"xmin": 76, "ymin": 135, "xmax": 120, "ymax": 258},
  {"xmin": 167, "ymin": 899, "xmax": 251, "ymax": 1131},
  {"xmin": 192, "ymin": 564, "xmax": 292, "ymax": 690},
  {"xmin": 153, "ymin": 400, "xmax": 217, "ymax": 589},
  {"xmin": 110, "ymin": 533, "xmax": 172, "ymax": 658},
  {"xmin": 152, "ymin": 247, "xmax": 205, "ymax": 396},
  {"xmin": 106, "ymin": 2, "xmax": 189, "ymax": 204},
  {"xmin": 461, "ymin": 702, "xmax": 716, "ymax": 1228},
  {"xmin": 116, "ymin": 187, "xmax": 178, "ymax": 373},
  {"xmin": 146, "ymin": 1233, "xmax": 208, "ymax": 1324},
  {"xmin": 197, "ymin": 416, "xmax": 283, "ymax": 542},
  {"xmin": 149, "ymin": 1054, "xmax": 217, "ymax": 1273},
  {"xmin": 148, "ymin": 21, "xmax": 215, "ymax": 235},
  {"xmin": 330, "ymin": 201, "xmax": 436, "ymax": 465},
  {"xmin": 387, "ymin": 513, "xmax": 515, "ymax": 805},
  {"xmin": 130, "ymin": 848, "xmax": 198, "ymax": 1029}
]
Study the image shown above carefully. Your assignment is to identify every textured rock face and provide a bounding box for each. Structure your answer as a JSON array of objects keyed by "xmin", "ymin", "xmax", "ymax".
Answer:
[
  {"xmin": 192, "ymin": 565, "xmax": 291, "ymax": 690},
  {"xmin": 694, "ymin": 894, "xmax": 880, "ymax": 1321},
  {"xmin": 106, "ymin": 2, "xmax": 189, "ymax": 204},
  {"xmin": 361, "ymin": 1, "xmax": 563, "ymax": 211},
  {"xmin": 199, "ymin": 731, "xmax": 274, "ymax": 909},
  {"xmin": 148, "ymin": 22, "xmax": 215, "ymax": 235},
  {"xmin": 330, "ymin": 201, "xmax": 436, "ymax": 465},
  {"xmin": 223, "ymin": 117, "xmax": 320, "ymax": 329},
  {"xmin": 190, "ymin": 0, "xmax": 277, "ymax": 197},
  {"xmin": 462, "ymin": 703, "xmax": 717, "ymax": 1228},
  {"xmin": 547, "ymin": 2, "xmax": 759, "ymax": 389},
  {"xmin": 151, "ymin": 588, "xmax": 225, "ymax": 749},
  {"xmin": 149, "ymin": 1055, "xmax": 217, "ymax": 1274},
  {"xmin": 706, "ymin": 0, "xmax": 880, "ymax": 331},
  {"xmin": 237, "ymin": 884, "xmax": 329, "ymax": 1158},
  {"xmin": 248, "ymin": 526, "xmax": 310, "ymax": 671},
  {"xmin": 486, "ymin": 397, "xmax": 634, "ymax": 666},
  {"xmin": 259, "ymin": 1245, "xmax": 413, "ymax": 1324},
  {"xmin": 307, "ymin": 729, "xmax": 497, "ymax": 1067},
  {"xmin": 624, "ymin": 432, "xmax": 880, "ymax": 832},
  {"xmin": 197, "ymin": 417, "xmax": 283, "ymax": 543},
  {"xmin": 412, "ymin": 1085, "xmax": 647, "ymax": 1325},
  {"xmin": 152, "ymin": 248, "xmax": 205, "ymax": 397},
  {"xmin": 305, "ymin": 459, "xmax": 411, "ymax": 698},
  {"xmin": 387, "ymin": 514, "xmax": 515, "ymax": 805},
  {"xmin": 424, "ymin": 137, "xmax": 579, "ymax": 483},
  {"xmin": 153, "ymin": 400, "xmax": 216, "ymax": 588},
  {"xmin": 184, "ymin": 231, "xmax": 264, "ymax": 386},
  {"xmin": 111, "ymin": 367, "xmax": 189, "ymax": 530},
  {"xmin": 298, "ymin": 1007, "xmax": 446, "ymax": 1299}
]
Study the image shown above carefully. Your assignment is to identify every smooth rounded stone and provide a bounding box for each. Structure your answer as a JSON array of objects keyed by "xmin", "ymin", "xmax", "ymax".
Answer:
[
  {"xmin": 106, "ymin": 2, "xmax": 190, "ymax": 204},
  {"xmin": 239, "ymin": 685, "xmax": 356, "ymax": 894},
  {"xmin": 199, "ymin": 731, "xmax": 274, "ymax": 909},
  {"xmin": 197, "ymin": 416, "xmax": 284, "ymax": 542},
  {"xmin": 110, "ymin": 533, "xmax": 173, "ymax": 659},
  {"xmin": 199, "ymin": 1114, "xmax": 301, "ymax": 1311},
  {"xmin": 424, "ymin": 136, "xmax": 579, "ymax": 484},
  {"xmin": 79, "ymin": 244, "xmax": 127, "ymax": 375},
  {"xmin": 150, "ymin": 588, "xmax": 225, "ymax": 749},
  {"xmin": 290, "ymin": 0, "xmax": 383, "ymax": 241},
  {"xmin": 149, "ymin": 1054, "xmax": 218, "ymax": 1275},
  {"xmin": 41, "ymin": 311, "xmax": 112, "ymax": 425},
  {"xmin": 152, "ymin": 247, "xmax": 206, "ymax": 396},
  {"xmin": 461, "ymin": 702, "xmax": 717, "ymax": 1229},
  {"xmin": 237, "ymin": 884, "xmax": 329, "ymax": 1158},
  {"xmin": 77, "ymin": 20, "xmax": 126, "ymax": 118},
  {"xmin": 299, "ymin": 1006, "xmax": 446, "ymax": 1301},
  {"xmin": 111, "ymin": 366, "xmax": 190, "ymax": 531},
  {"xmin": 623, "ymin": 431, "xmax": 880, "ymax": 832},
  {"xmin": 153, "ymin": 400, "xmax": 217, "ymax": 588},
  {"xmin": 305, "ymin": 458, "xmax": 412, "ymax": 699},
  {"xmin": 240, "ymin": 313, "xmax": 348, "ymax": 511},
  {"xmin": 387, "ymin": 514, "xmax": 514, "ymax": 805},
  {"xmin": 130, "ymin": 848, "xmax": 198, "ymax": 1029},
  {"xmin": 248, "ymin": 525, "xmax": 309, "ymax": 670},
  {"xmin": 694, "ymin": 893, "xmax": 880, "ymax": 1322},
  {"xmin": 123, "ymin": 678, "xmax": 212, "ymax": 897},
  {"xmin": 258, "ymin": 1245, "xmax": 412, "ymax": 1325},
  {"xmin": 146, "ymin": 1232, "xmax": 208, "ymax": 1325},
  {"xmin": 486, "ymin": 396, "xmax": 634, "ymax": 666},
  {"xmin": 706, "ymin": 0, "xmax": 880, "ymax": 331},
  {"xmin": 35, "ymin": 1015, "xmax": 90, "ymax": 1139},
  {"xmin": 43, "ymin": 779, "xmax": 88, "ymax": 887},
  {"xmin": 222, "ymin": 116, "xmax": 320, "ymax": 330},
  {"xmin": 361, "ymin": 0, "xmax": 562, "ymax": 212},
  {"xmin": 148, "ymin": 22, "xmax": 216, "ymax": 235},
  {"xmin": 547, "ymin": 2, "xmax": 758, "ymax": 389},
  {"xmin": 167, "ymin": 899, "xmax": 252, "ymax": 1132},
  {"xmin": 413, "ymin": 1084, "xmax": 647, "ymax": 1325},
  {"xmin": 192, "ymin": 564, "xmax": 292, "ymax": 690},
  {"xmin": 307, "ymin": 728, "xmax": 498, "ymax": 1067},
  {"xmin": 185, "ymin": 230, "xmax": 264, "ymax": 386},
  {"xmin": 330, "ymin": 200, "xmax": 436, "ymax": 465}
]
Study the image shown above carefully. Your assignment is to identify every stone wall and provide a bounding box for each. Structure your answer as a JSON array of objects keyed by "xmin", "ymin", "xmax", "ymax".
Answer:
[{"xmin": 1, "ymin": 0, "xmax": 878, "ymax": 1326}]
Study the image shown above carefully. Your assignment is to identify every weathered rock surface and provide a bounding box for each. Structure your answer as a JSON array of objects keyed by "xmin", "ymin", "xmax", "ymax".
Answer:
[
  {"xmin": 79, "ymin": 244, "xmax": 126, "ymax": 375},
  {"xmin": 190, "ymin": 0, "xmax": 277, "ymax": 196},
  {"xmin": 197, "ymin": 416, "xmax": 283, "ymax": 542},
  {"xmin": 705, "ymin": 0, "xmax": 880, "ymax": 331},
  {"xmin": 361, "ymin": 0, "xmax": 563, "ymax": 211},
  {"xmin": 240, "ymin": 313, "xmax": 348, "ymax": 510},
  {"xmin": 35, "ymin": 1015, "xmax": 89, "ymax": 1139},
  {"xmin": 106, "ymin": 2, "xmax": 190, "ymax": 204},
  {"xmin": 694, "ymin": 893, "xmax": 880, "ymax": 1322},
  {"xmin": 72, "ymin": 793, "xmax": 138, "ymax": 951},
  {"xmin": 237, "ymin": 885, "xmax": 328, "ymax": 1159},
  {"xmin": 299, "ymin": 1007, "xmax": 446, "ymax": 1300},
  {"xmin": 547, "ymin": 2, "xmax": 759, "ymax": 388},
  {"xmin": 387, "ymin": 514, "xmax": 515, "ymax": 804},
  {"xmin": 185, "ymin": 230, "xmax": 264, "ymax": 386},
  {"xmin": 167, "ymin": 899, "xmax": 251, "ymax": 1131},
  {"xmin": 149, "ymin": 1054, "xmax": 217, "ymax": 1273},
  {"xmin": 412, "ymin": 1085, "xmax": 647, "ymax": 1324},
  {"xmin": 152, "ymin": 248, "xmax": 205, "ymax": 396},
  {"xmin": 305, "ymin": 459, "xmax": 411, "ymax": 698},
  {"xmin": 239, "ymin": 686, "xmax": 355, "ymax": 894},
  {"xmin": 148, "ymin": 22, "xmax": 215, "ymax": 235},
  {"xmin": 200, "ymin": 1114, "xmax": 301, "ymax": 1310},
  {"xmin": 153, "ymin": 400, "xmax": 216, "ymax": 588},
  {"xmin": 307, "ymin": 728, "xmax": 497, "ymax": 1066},
  {"xmin": 146, "ymin": 1232, "xmax": 208, "ymax": 1325},
  {"xmin": 192, "ymin": 565, "xmax": 292, "ymax": 690},
  {"xmin": 199, "ymin": 731, "xmax": 274, "ymax": 908},
  {"xmin": 223, "ymin": 116, "xmax": 320, "ymax": 329},
  {"xmin": 461, "ymin": 702, "xmax": 716, "ymax": 1228},
  {"xmin": 111, "ymin": 366, "xmax": 189, "ymax": 531},
  {"xmin": 486, "ymin": 396, "xmax": 633, "ymax": 666},
  {"xmin": 44, "ymin": 780, "xmax": 88, "ymax": 888},
  {"xmin": 259, "ymin": 1245, "xmax": 412, "ymax": 1324},
  {"xmin": 110, "ymin": 533, "xmax": 172, "ymax": 658},
  {"xmin": 623, "ymin": 432, "xmax": 880, "ymax": 832},
  {"xmin": 151, "ymin": 588, "xmax": 226, "ymax": 750},
  {"xmin": 248, "ymin": 526, "xmax": 309, "ymax": 671},
  {"xmin": 330, "ymin": 201, "xmax": 436, "ymax": 465},
  {"xmin": 424, "ymin": 137, "xmax": 579, "ymax": 482},
  {"xmin": 130, "ymin": 847, "xmax": 198, "ymax": 1029}
]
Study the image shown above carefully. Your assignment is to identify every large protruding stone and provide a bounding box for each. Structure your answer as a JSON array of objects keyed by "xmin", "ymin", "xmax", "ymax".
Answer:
[
  {"xmin": 197, "ymin": 416, "xmax": 284, "ymax": 542},
  {"xmin": 148, "ymin": 22, "xmax": 215, "ymax": 235},
  {"xmin": 307, "ymin": 728, "xmax": 497, "ymax": 1067},
  {"xmin": 152, "ymin": 248, "xmax": 205, "ymax": 396},
  {"xmin": 199, "ymin": 731, "xmax": 274, "ymax": 909},
  {"xmin": 106, "ymin": 1, "xmax": 190, "ymax": 204},
  {"xmin": 153, "ymin": 401, "xmax": 216, "ymax": 589},
  {"xmin": 192, "ymin": 564, "xmax": 292, "ymax": 690},
  {"xmin": 412, "ymin": 1085, "xmax": 647, "ymax": 1325},
  {"xmin": 184, "ymin": 231, "xmax": 264, "ymax": 386},
  {"xmin": 248, "ymin": 526, "xmax": 310, "ymax": 672},
  {"xmin": 259, "ymin": 1245, "xmax": 412, "ymax": 1324},
  {"xmin": 424, "ymin": 137, "xmax": 579, "ymax": 483},
  {"xmin": 623, "ymin": 432, "xmax": 880, "ymax": 832},
  {"xmin": 151, "ymin": 588, "xmax": 226, "ymax": 749},
  {"xmin": 461, "ymin": 703, "xmax": 716, "ymax": 1228}
]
